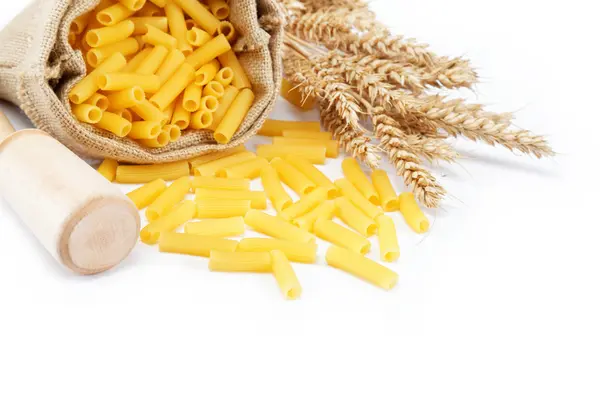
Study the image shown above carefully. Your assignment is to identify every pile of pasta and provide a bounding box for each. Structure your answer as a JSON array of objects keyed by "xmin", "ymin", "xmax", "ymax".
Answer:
[
  {"xmin": 96, "ymin": 120, "xmax": 430, "ymax": 299},
  {"xmin": 68, "ymin": 0, "xmax": 253, "ymax": 148}
]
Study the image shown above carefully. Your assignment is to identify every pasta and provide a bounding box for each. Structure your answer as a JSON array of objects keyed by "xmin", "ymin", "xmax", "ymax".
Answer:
[
  {"xmin": 114, "ymin": 108, "xmax": 134, "ymax": 122},
  {"xmin": 335, "ymin": 197, "xmax": 378, "ymax": 237},
  {"xmin": 138, "ymin": 130, "xmax": 170, "ymax": 148},
  {"xmin": 189, "ymin": 110, "xmax": 213, "ymax": 130},
  {"xmin": 69, "ymin": 52, "xmax": 127, "ymax": 104},
  {"xmin": 280, "ymin": 187, "xmax": 328, "ymax": 221},
  {"xmin": 126, "ymin": 178, "xmax": 167, "ymax": 209},
  {"xmin": 191, "ymin": 176, "xmax": 250, "ymax": 191},
  {"xmin": 138, "ymin": 1, "xmax": 163, "ymax": 16},
  {"xmin": 273, "ymin": 137, "xmax": 339, "ymax": 158},
  {"xmin": 371, "ymin": 169, "xmax": 399, "ymax": 212},
  {"xmin": 292, "ymin": 201, "xmax": 336, "ymax": 232},
  {"xmin": 208, "ymin": 85, "xmax": 239, "ymax": 130},
  {"xmin": 105, "ymin": 86, "xmax": 145, "ymax": 109},
  {"xmin": 156, "ymin": 48, "xmax": 186, "ymax": 86},
  {"xmin": 214, "ymin": 67, "xmax": 234, "ymax": 87},
  {"xmin": 194, "ymin": 151, "xmax": 256, "ymax": 177},
  {"xmin": 258, "ymin": 120, "xmax": 321, "ymax": 137},
  {"xmin": 98, "ymin": 73, "xmax": 160, "ymax": 92},
  {"xmin": 218, "ymin": 50, "xmax": 252, "ymax": 89},
  {"xmin": 183, "ymin": 83, "xmax": 203, "ymax": 112},
  {"xmin": 131, "ymin": 99, "xmax": 169, "ymax": 123},
  {"xmin": 185, "ymin": 34, "xmax": 231, "ymax": 69},
  {"xmin": 398, "ymin": 193, "xmax": 430, "ymax": 234},
  {"xmin": 325, "ymin": 246, "xmax": 399, "ymax": 290},
  {"xmin": 163, "ymin": 124, "xmax": 181, "ymax": 141},
  {"xmin": 270, "ymin": 157, "xmax": 316, "ymax": 196},
  {"xmin": 194, "ymin": 60, "xmax": 220, "ymax": 86},
  {"xmin": 186, "ymin": 27, "xmax": 212, "ymax": 47},
  {"xmin": 142, "ymin": 24, "xmax": 178, "ymax": 48},
  {"xmin": 147, "ymin": 0, "xmax": 167, "ymax": 7},
  {"xmin": 128, "ymin": 121, "xmax": 162, "ymax": 139},
  {"xmin": 174, "ymin": 0, "xmax": 221, "ymax": 34},
  {"xmin": 334, "ymin": 178, "xmax": 383, "ymax": 220},
  {"xmin": 140, "ymin": 200, "xmax": 196, "ymax": 244},
  {"xmin": 150, "ymin": 63, "xmax": 195, "ymax": 110},
  {"xmin": 122, "ymin": 47, "xmax": 153, "ymax": 72},
  {"xmin": 188, "ymin": 145, "xmax": 246, "ymax": 170},
  {"xmin": 203, "ymin": 81, "xmax": 225, "ymax": 99},
  {"xmin": 244, "ymin": 210, "xmax": 316, "ymax": 244},
  {"xmin": 160, "ymin": 233, "xmax": 238, "ymax": 257},
  {"xmin": 196, "ymin": 199, "xmax": 251, "ymax": 218},
  {"xmin": 217, "ymin": 21, "xmax": 236, "ymax": 43},
  {"xmin": 116, "ymin": 161, "xmax": 190, "ymax": 184},
  {"xmin": 257, "ymin": 145, "xmax": 327, "ymax": 165},
  {"xmin": 286, "ymin": 154, "xmax": 339, "ymax": 199},
  {"xmin": 97, "ymin": 3, "xmax": 136, "ymax": 26},
  {"xmin": 184, "ymin": 217, "xmax": 245, "ymax": 237},
  {"xmin": 206, "ymin": 0, "xmax": 230, "ymax": 20},
  {"xmin": 209, "ymin": 251, "xmax": 271, "ymax": 273},
  {"xmin": 164, "ymin": 2, "xmax": 193, "ymax": 55},
  {"xmin": 270, "ymin": 250, "xmax": 302, "ymax": 300},
  {"xmin": 200, "ymin": 96, "xmax": 219, "ymax": 113},
  {"xmin": 95, "ymin": 111, "xmax": 132, "ymax": 137},
  {"xmin": 145, "ymin": 176, "xmax": 191, "ymax": 221},
  {"xmin": 282, "ymin": 130, "xmax": 332, "ymax": 141},
  {"xmin": 238, "ymin": 238, "xmax": 317, "ymax": 264},
  {"xmin": 87, "ymin": 37, "xmax": 140, "ymax": 67},
  {"xmin": 280, "ymin": 78, "xmax": 316, "ymax": 111},
  {"xmin": 135, "ymin": 45, "xmax": 169, "ymax": 74},
  {"xmin": 376, "ymin": 215, "xmax": 400, "ymax": 262},
  {"xmin": 215, "ymin": 157, "xmax": 269, "ymax": 180},
  {"xmin": 130, "ymin": 16, "xmax": 169, "ymax": 35},
  {"xmin": 84, "ymin": 93, "xmax": 109, "ymax": 111},
  {"xmin": 71, "ymin": 12, "xmax": 92, "ymax": 35},
  {"xmin": 195, "ymin": 188, "xmax": 268, "ymax": 209},
  {"xmin": 314, "ymin": 219, "xmax": 370, "ymax": 255},
  {"xmin": 96, "ymin": 159, "xmax": 119, "ymax": 182},
  {"xmin": 119, "ymin": 0, "xmax": 146, "ymax": 11},
  {"xmin": 72, "ymin": 104, "xmax": 103, "ymax": 124},
  {"xmin": 342, "ymin": 158, "xmax": 380, "ymax": 205},
  {"xmin": 172, "ymin": 96, "xmax": 191, "ymax": 129},
  {"xmin": 85, "ymin": 20, "xmax": 134, "ymax": 48},
  {"xmin": 260, "ymin": 164, "xmax": 293, "ymax": 213}
]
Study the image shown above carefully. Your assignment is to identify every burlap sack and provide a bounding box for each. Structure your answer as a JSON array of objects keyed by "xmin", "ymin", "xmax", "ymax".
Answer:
[{"xmin": 0, "ymin": 0, "xmax": 284, "ymax": 164}]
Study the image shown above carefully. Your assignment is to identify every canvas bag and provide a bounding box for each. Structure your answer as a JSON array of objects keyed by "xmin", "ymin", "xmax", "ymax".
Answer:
[{"xmin": 0, "ymin": 0, "xmax": 284, "ymax": 164}]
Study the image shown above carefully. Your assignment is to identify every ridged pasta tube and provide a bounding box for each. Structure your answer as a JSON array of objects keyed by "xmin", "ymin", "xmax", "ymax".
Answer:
[
  {"xmin": 140, "ymin": 200, "xmax": 196, "ymax": 244},
  {"xmin": 209, "ymin": 251, "xmax": 271, "ymax": 273},
  {"xmin": 195, "ymin": 188, "xmax": 267, "ymax": 209},
  {"xmin": 314, "ymin": 219, "xmax": 371, "ymax": 256},
  {"xmin": 287, "ymin": 154, "xmax": 339, "ymax": 199},
  {"xmin": 334, "ymin": 178, "xmax": 383, "ymax": 220},
  {"xmin": 260, "ymin": 164, "xmax": 293, "ymax": 213},
  {"xmin": 238, "ymin": 238, "xmax": 317, "ymax": 264},
  {"xmin": 270, "ymin": 157, "xmax": 316, "ymax": 196},
  {"xmin": 280, "ymin": 187, "xmax": 328, "ymax": 221},
  {"xmin": 376, "ymin": 215, "xmax": 400, "ymax": 262},
  {"xmin": 195, "ymin": 199, "xmax": 251, "ymax": 218},
  {"xmin": 398, "ymin": 193, "xmax": 430, "ymax": 234},
  {"xmin": 342, "ymin": 158, "xmax": 380, "ymax": 205},
  {"xmin": 244, "ymin": 210, "xmax": 316, "ymax": 244},
  {"xmin": 334, "ymin": 197, "xmax": 377, "ymax": 237},
  {"xmin": 326, "ymin": 246, "xmax": 398, "ymax": 290},
  {"xmin": 371, "ymin": 170, "xmax": 399, "ymax": 212},
  {"xmin": 184, "ymin": 217, "xmax": 245, "ymax": 238},
  {"xmin": 126, "ymin": 179, "xmax": 167, "ymax": 209},
  {"xmin": 270, "ymin": 250, "xmax": 302, "ymax": 300},
  {"xmin": 160, "ymin": 233, "xmax": 238, "ymax": 257},
  {"xmin": 145, "ymin": 176, "xmax": 191, "ymax": 221}
]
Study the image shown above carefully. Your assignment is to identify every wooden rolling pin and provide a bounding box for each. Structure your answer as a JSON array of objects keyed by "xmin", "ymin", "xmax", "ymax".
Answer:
[{"xmin": 0, "ymin": 111, "xmax": 140, "ymax": 275}]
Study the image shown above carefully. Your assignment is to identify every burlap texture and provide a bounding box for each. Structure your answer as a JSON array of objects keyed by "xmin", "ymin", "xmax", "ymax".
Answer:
[{"xmin": 0, "ymin": 0, "xmax": 284, "ymax": 164}]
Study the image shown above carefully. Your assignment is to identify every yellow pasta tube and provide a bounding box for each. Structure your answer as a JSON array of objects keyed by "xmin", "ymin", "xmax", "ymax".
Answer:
[
  {"xmin": 238, "ymin": 238, "xmax": 317, "ymax": 264},
  {"xmin": 280, "ymin": 187, "xmax": 328, "ymax": 221},
  {"xmin": 195, "ymin": 188, "xmax": 267, "ymax": 209},
  {"xmin": 245, "ymin": 210, "xmax": 316, "ymax": 244},
  {"xmin": 371, "ymin": 170, "xmax": 399, "ymax": 212},
  {"xmin": 191, "ymin": 176, "xmax": 250, "ymax": 191},
  {"xmin": 260, "ymin": 164, "xmax": 293, "ymax": 213},
  {"xmin": 211, "ymin": 86, "xmax": 253, "ymax": 143},
  {"xmin": 257, "ymin": 145, "xmax": 327, "ymax": 165},
  {"xmin": 163, "ymin": 99, "xmax": 177, "ymax": 122},
  {"xmin": 196, "ymin": 199, "xmax": 251, "ymax": 218},
  {"xmin": 130, "ymin": 16, "xmax": 169, "ymax": 35},
  {"xmin": 194, "ymin": 151, "xmax": 256, "ymax": 177},
  {"xmin": 126, "ymin": 179, "xmax": 167, "ymax": 209},
  {"xmin": 188, "ymin": 145, "xmax": 246, "ymax": 170},
  {"xmin": 97, "ymin": 3, "xmax": 136, "ymax": 26},
  {"xmin": 86, "ymin": 20, "xmax": 134, "ymax": 48},
  {"xmin": 98, "ymin": 72, "xmax": 160, "ymax": 92},
  {"xmin": 69, "ymin": 52, "xmax": 127, "ymax": 104},
  {"xmin": 138, "ymin": 130, "xmax": 171, "ymax": 148},
  {"xmin": 214, "ymin": 67, "xmax": 234, "ymax": 87},
  {"xmin": 186, "ymin": 27, "xmax": 212, "ymax": 48},
  {"xmin": 95, "ymin": 111, "xmax": 132, "ymax": 137},
  {"xmin": 173, "ymin": 0, "xmax": 220, "ymax": 34},
  {"xmin": 342, "ymin": 158, "xmax": 380, "ymax": 205},
  {"xmin": 270, "ymin": 250, "xmax": 302, "ymax": 300},
  {"xmin": 163, "ymin": 2, "xmax": 193, "ymax": 55},
  {"xmin": 86, "ymin": 37, "xmax": 140, "ymax": 67},
  {"xmin": 142, "ymin": 24, "xmax": 178, "ymax": 48},
  {"xmin": 72, "ymin": 104, "xmax": 103, "ymax": 124},
  {"xmin": 376, "ymin": 215, "xmax": 400, "ymax": 262},
  {"xmin": 286, "ymin": 154, "xmax": 339, "ymax": 199},
  {"xmin": 147, "ymin": 0, "xmax": 168, "ymax": 7},
  {"xmin": 282, "ymin": 130, "xmax": 332, "ymax": 141},
  {"xmin": 280, "ymin": 78, "xmax": 316, "ymax": 111},
  {"xmin": 97, "ymin": 159, "xmax": 119, "ymax": 182},
  {"xmin": 258, "ymin": 120, "xmax": 321, "ymax": 137},
  {"xmin": 217, "ymin": 21, "xmax": 236, "ymax": 43},
  {"xmin": 128, "ymin": 121, "xmax": 162, "ymax": 139},
  {"xmin": 292, "ymin": 201, "xmax": 336, "ymax": 232},
  {"xmin": 113, "ymin": 108, "xmax": 134, "ymax": 122},
  {"xmin": 215, "ymin": 157, "xmax": 269, "ymax": 180},
  {"xmin": 160, "ymin": 233, "xmax": 238, "ymax": 257},
  {"xmin": 84, "ymin": 93, "xmax": 110, "ymax": 111},
  {"xmin": 184, "ymin": 217, "xmax": 245, "ymax": 237},
  {"xmin": 334, "ymin": 178, "xmax": 383, "ymax": 220},
  {"xmin": 209, "ymin": 251, "xmax": 271, "ymax": 273},
  {"xmin": 208, "ymin": 85, "xmax": 239, "ymax": 130},
  {"xmin": 206, "ymin": 0, "xmax": 230, "ymax": 20},
  {"xmin": 326, "ymin": 246, "xmax": 398, "ymax": 290},
  {"xmin": 105, "ymin": 86, "xmax": 145, "ymax": 109},
  {"xmin": 171, "ymin": 96, "xmax": 191, "ymax": 129},
  {"xmin": 273, "ymin": 137, "xmax": 339, "ymax": 158},
  {"xmin": 156, "ymin": 48, "xmax": 186, "ymax": 86},
  {"xmin": 270, "ymin": 157, "xmax": 316, "ymax": 196},
  {"xmin": 131, "ymin": 99, "xmax": 169, "ymax": 123},
  {"xmin": 314, "ymin": 219, "xmax": 369, "ymax": 255},
  {"xmin": 398, "ymin": 193, "xmax": 430, "ymax": 234},
  {"xmin": 335, "ymin": 197, "xmax": 377, "ymax": 237},
  {"xmin": 186, "ymin": 34, "xmax": 231, "ymax": 69},
  {"xmin": 122, "ymin": 47, "xmax": 153, "ymax": 72},
  {"xmin": 194, "ymin": 60, "xmax": 220, "ymax": 86},
  {"xmin": 138, "ymin": 1, "xmax": 163, "ymax": 16},
  {"xmin": 145, "ymin": 176, "xmax": 191, "ymax": 221},
  {"xmin": 116, "ymin": 161, "xmax": 190, "ymax": 184},
  {"xmin": 150, "ymin": 63, "xmax": 195, "ymax": 110},
  {"xmin": 218, "ymin": 50, "xmax": 252, "ymax": 89},
  {"xmin": 72, "ymin": 11, "xmax": 92, "ymax": 35},
  {"xmin": 120, "ymin": 0, "xmax": 146, "ymax": 11},
  {"xmin": 135, "ymin": 45, "xmax": 169, "ymax": 75},
  {"xmin": 200, "ymin": 96, "xmax": 219, "ymax": 113},
  {"xmin": 182, "ymin": 82, "xmax": 202, "ymax": 112},
  {"xmin": 140, "ymin": 200, "xmax": 196, "ymax": 244},
  {"xmin": 185, "ymin": 19, "xmax": 196, "ymax": 30},
  {"xmin": 163, "ymin": 124, "xmax": 181, "ymax": 142},
  {"xmin": 203, "ymin": 81, "xmax": 225, "ymax": 99},
  {"xmin": 190, "ymin": 110, "xmax": 213, "ymax": 130}
]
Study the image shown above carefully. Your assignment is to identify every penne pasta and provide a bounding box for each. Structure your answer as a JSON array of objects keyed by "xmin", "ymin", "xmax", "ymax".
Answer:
[
  {"xmin": 118, "ymin": 0, "xmax": 146, "ymax": 11},
  {"xmin": 72, "ymin": 104, "xmax": 103, "ymax": 124},
  {"xmin": 195, "ymin": 188, "xmax": 268, "ymax": 209},
  {"xmin": 69, "ymin": 52, "xmax": 127, "ymax": 104},
  {"xmin": 71, "ymin": 11, "xmax": 92, "ymax": 35},
  {"xmin": 160, "ymin": 233, "xmax": 238, "ymax": 257},
  {"xmin": 150, "ymin": 63, "xmax": 195, "ymax": 110},
  {"xmin": 140, "ymin": 200, "xmax": 196, "ymax": 244},
  {"xmin": 164, "ymin": 2, "xmax": 193, "ymax": 55},
  {"xmin": 142, "ymin": 24, "xmax": 178, "ymax": 48},
  {"xmin": 398, "ymin": 193, "xmax": 430, "ymax": 234},
  {"xmin": 184, "ymin": 217, "xmax": 245, "ymax": 237},
  {"xmin": 376, "ymin": 215, "xmax": 400, "ymax": 262},
  {"xmin": 280, "ymin": 187, "xmax": 328, "ymax": 221},
  {"xmin": 130, "ymin": 16, "xmax": 169, "ymax": 35},
  {"xmin": 95, "ymin": 111, "xmax": 132, "ymax": 137},
  {"xmin": 314, "ymin": 219, "xmax": 371, "ymax": 255},
  {"xmin": 215, "ymin": 157, "xmax": 269, "ymax": 180},
  {"xmin": 84, "ymin": 93, "xmax": 110, "ymax": 111},
  {"xmin": 335, "ymin": 197, "xmax": 378, "ymax": 238},
  {"xmin": 128, "ymin": 121, "xmax": 162, "ymax": 139},
  {"xmin": 105, "ymin": 86, "xmax": 145, "ymax": 109},
  {"xmin": 138, "ymin": 130, "xmax": 171, "ymax": 148},
  {"xmin": 145, "ymin": 176, "xmax": 191, "ymax": 221},
  {"xmin": 155, "ymin": 48, "xmax": 186, "ymax": 86},
  {"xmin": 208, "ymin": 85, "xmax": 239, "ymax": 130},
  {"xmin": 183, "ymin": 82, "xmax": 203, "ymax": 112},
  {"xmin": 97, "ymin": 3, "xmax": 136, "ymax": 26},
  {"xmin": 126, "ymin": 179, "xmax": 167, "ymax": 209},
  {"xmin": 282, "ymin": 130, "xmax": 332, "ymax": 141},
  {"xmin": 218, "ymin": 50, "xmax": 252, "ymax": 89},
  {"xmin": 245, "ymin": 210, "xmax": 316, "ymax": 244},
  {"xmin": 189, "ymin": 110, "xmax": 213, "ymax": 130},
  {"xmin": 270, "ymin": 250, "xmax": 302, "ymax": 300},
  {"xmin": 217, "ymin": 21, "xmax": 236, "ymax": 43},
  {"xmin": 138, "ymin": 1, "xmax": 163, "ymax": 16},
  {"xmin": 334, "ymin": 178, "xmax": 383, "ymax": 220},
  {"xmin": 188, "ymin": 145, "xmax": 246, "ymax": 170},
  {"xmin": 280, "ymin": 78, "xmax": 316, "ymax": 111},
  {"xmin": 257, "ymin": 145, "xmax": 327, "ymax": 165},
  {"xmin": 196, "ymin": 199, "xmax": 251, "ymax": 218},
  {"xmin": 203, "ymin": 81, "xmax": 225, "ymax": 99},
  {"xmin": 114, "ymin": 108, "xmax": 134, "ymax": 122},
  {"xmin": 96, "ymin": 159, "xmax": 119, "ymax": 182},
  {"xmin": 258, "ymin": 120, "xmax": 321, "ymax": 137},
  {"xmin": 292, "ymin": 201, "xmax": 336, "ymax": 232},
  {"xmin": 98, "ymin": 73, "xmax": 160, "ymax": 92},
  {"xmin": 214, "ymin": 67, "xmax": 234, "ymax": 87},
  {"xmin": 163, "ymin": 124, "xmax": 181, "ymax": 141},
  {"xmin": 270, "ymin": 157, "xmax": 316, "ymax": 196},
  {"xmin": 342, "ymin": 158, "xmax": 380, "ymax": 205},
  {"xmin": 206, "ymin": 0, "xmax": 230, "ymax": 20},
  {"xmin": 116, "ymin": 161, "xmax": 190, "ymax": 184},
  {"xmin": 200, "ymin": 95, "xmax": 219, "ymax": 113},
  {"xmin": 260, "ymin": 164, "xmax": 293, "ymax": 213},
  {"xmin": 131, "ymin": 99, "xmax": 169, "ymax": 123},
  {"xmin": 173, "ymin": 0, "xmax": 221, "ymax": 35},
  {"xmin": 194, "ymin": 151, "xmax": 256, "ymax": 177},
  {"xmin": 171, "ymin": 96, "xmax": 191, "ymax": 129},
  {"xmin": 191, "ymin": 176, "xmax": 250, "ymax": 191},
  {"xmin": 86, "ymin": 20, "xmax": 135, "ymax": 48},
  {"xmin": 371, "ymin": 169, "xmax": 399, "ymax": 212},
  {"xmin": 273, "ymin": 137, "xmax": 339, "ymax": 158},
  {"xmin": 209, "ymin": 251, "xmax": 271, "ymax": 273},
  {"xmin": 238, "ymin": 238, "xmax": 317, "ymax": 264},
  {"xmin": 186, "ymin": 27, "xmax": 212, "ymax": 47},
  {"xmin": 135, "ymin": 44, "xmax": 169, "ymax": 74},
  {"xmin": 87, "ymin": 37, "xmax": 140, "ymax": 67},
  {"xmin": 122, "ymin": 47, "xmax": 153, "ymax": 72},
  {"xmin": 194, "ymin": 59, "xmax": 220, "ymax": 86},
  {"xmin": 185, "ymin": 34, "xmax": 231, "ymax": 69},
  {"xmin": 286, "ymin": 154, "xmax": 339, "ymax": 199},
  {"xmin": 325, "ymin": 246, "xmax": 398, "ymax": 290}
]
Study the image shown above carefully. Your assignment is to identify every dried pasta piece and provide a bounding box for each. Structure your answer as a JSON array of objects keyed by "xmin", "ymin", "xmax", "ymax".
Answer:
[
  {"xmin": 116, "ymin": 160, "xmax": 189, "ymax": 183},
  {"xmin": 172, "ymin": 96, "xmax": 191, "ymax": 129},
  {"xmin": 270, "ymin": 157, "xmax": 316, "ymax": 196},
  {"xmin": 183, "ymin": 82, "xmax": 203, "ymax": 112},
  {"xmin": 194, "ymin": 151, "xmax": 256, "ymax": 177},
  {"xmin": 215, "ymin": 157, "xmax": 269, "ymax": 180},
  {"xmin": 282, "ymin": 130, "xmax": 332, "ymax": 141},
  {"xmin": 325, "ymin": 246, "xmax": 398, "ymax": 290},
  {"xmin": 371, "ymin": 170, "xmax": 399, "ymax": 212},
  {"xmin": 257, "ymin": 145, "xmax": 327, "ymax": 165},
  {"xmin": 174, "ymin": 0, "xmax": 221, "ymax": 34},
  {"xmin": 141, "ymin": 200, "xmax": 196, "ymax": 244},
  {"xmin": 86, "ymin": 20, "xmax": 134, "ymax": 48},
  {"xmin": 398, "ymin": 193, "xmax": 430, "ymax": 234},
  {"xmin": 191, "ymin": 176, "xmax": 250, "ymax": 191},
  {"xmin": 292, "ymin": 201, "xmax": 335, "ymax": 232},
  {"xmin": 258, "ymin": 120, "xmax": 321, "ymax": 137},
  {"xmin": 72, "ymin": 104, "xmax": 103, "ymax": 124},
  {"xmin": 135, "ymin": 45, "xmax": 169, "ymax": 75},
  {"xmin": 280, "ymin": 78, "xmax": 316, "ymax": 111},
  {"xmin": 194, "ymin": 60, "xmax": 220, "ymax": 86},
  {"xmin": 84, "ymin": 93, "xmax": 110, "ymax": 111},
  {"xmin": 335, "ymin": 197, "xmax": 377, "ymax": 237},
  {"xmin": 334, "ymin": 178, "xmax": 383, "ymax": 220},
  {"xmin": 128, "ymin": 121, "xmax": 162, "ymax": 139},
  {"xmin": 185, "ymin": 34, "xmax": 231, "ymax": 69},
  {"xmin": 97, "ymin": 3, "xmax": 136, "ymax": 26},
  {"xmin": 142, "ymin": 24, "xmax": 178, "ymax": 48},
  {"xmin": 164, "ymin": 2, "xmax": 193, "ymax": 55},
  {"xmin": 97, "ymin": 159, "xmax": 119, "ymax": 182},
  {"xmin": 217, "ymin": 21, "xmax": 236, "ymax": 43},
  {"xmin": 145, "ymin": 176, "xmax": 191, "ymax": 221},
  {"xmin": 376, "ymin": 215, "xmax": 400, "ymax": 262},
  {"xmin": 190, "ymin": 110, "xmax": 213, "ymax": 130},
  {"xmin": 138, "ymin": 131, "xmax": 171, "ymax": 148},
  {"xmin": 105, "ymin": 86, "xmax": 145, "ymax": 109},
  {"xmin": 71, "ymin": 11, "xmax": 92, "ymax": 35},
  {"xmin": 200, "ymin": 96, "xmax": 219, "ymax": 113},
  {"xmin": 214, "ymin": 67, "xmax": 234, "ymax": 87},
  {"xmin": 126, "ymin": 179, "xmax": 167, "ymax": 210},
  {"xmin": 196, "ymin": 199, "xmax": 251, "ymax": 218},
  {"xmin": 98, "ymin": 72, "xmax": 160, "ymax": 92},
  {"xmin": 156, "ymin": 48, "xmax": 186, "ymax": 86},
  {"xmin": 119, "ymin": 0, "xmax": 146, "ymax": 11},
  {"xmin": 160, "ymin": 233, "xmax": 238, "ymax": 257},
  {"xmin": 138, "ymin": 2, "xmax": 163, "ymax": 16},
  {"xmin": 270, "ymin": 250, "xmax": 302, "ymax": 300},
  {"xmin": 69, "ymin": 53, "xmax": 127, "ymax": 104},
  {"xmin": 184, "ymin": 217, "xmax": 245, "ymax": 237},
  {"xmin": 150, "ymin": 63, "xmax": 195, "ymax": 110},
  {"xmin": 238, "ymin": 238, "xmax": 317, "ymax": 264},
  {"xmin": 206, "ymin": 0, "xmax": 230, "ymax": 20},
  {"xmin": 203, "ymin": 81, "xmax": 225, "ymax": 99},
  {"xmin": 273, "ymin": 137, "xmax": 339, "ymax": 158},
  {"xmin": 314, "ymin": 219, "xmax": 369, "ymax": 255},
  {"xmin": 130, "ymin": 16, "xmax": 169, "ymax": 35},
  {"xmin": 188, "ymin": 145, "xmax": 246, "ymax": 171},
  {"xmin": 131, "ymin": 99, "xmax": 169, "ymax": 123},
  {"xmin": 87, "ymin": 37, "xmax": 139, "ymax": 67},
  {"xmin": 186, "ymin": 27, "xmax": 212, "ymax": 47},
  {"xmin": 260, "ymin": 164, "xmax": 293, "ymax": 213},
  {"xmin": 218, "ymin": 50, "xmax": 252, "ymax": 89},
  {"xmin": 195, "ymin": 188, "xmax": 267, "ymax": 210},
  {"xmin": 342, "ymin": 158, "xmax": 380, "ymax": 205},
  {"xmin": 209, "ymin": 251, "xmax": 271, "ymax": 273},
  {"xmin": 95, "ymin": 111, "xmax": 132, "ymax": 137},
  {"xmin": 122, "ymin": 47, "xmax": 153, "ymax": 72},
  {"xmin": 245, "ymin": 210, "xmax": 316, "ymax": 244},
  {"xmin": 208, "ymin": 86, "xmax": 239, "ymax": 130},
  {"xmin": 280, "ymin": 187, "xmax": 328, "ymax": 221},
  {"xmin": 286, "ymin": 154, "xmax": 339, "ymax": 199}
]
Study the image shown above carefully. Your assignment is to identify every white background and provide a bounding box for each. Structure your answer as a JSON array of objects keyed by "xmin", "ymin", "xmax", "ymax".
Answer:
[{"xmin": 1, "ymin": 1, "xmax": 599, "ymax": 399}]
